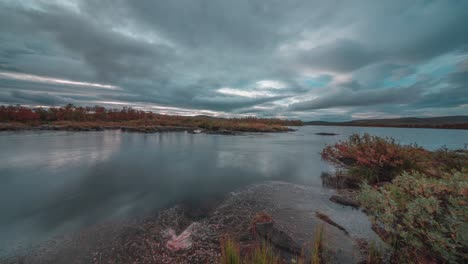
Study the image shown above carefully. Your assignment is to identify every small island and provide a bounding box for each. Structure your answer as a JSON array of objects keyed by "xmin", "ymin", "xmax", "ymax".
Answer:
[{"xmin": 0, "ymin": 104, "xmax": 302, "ymax": 134}]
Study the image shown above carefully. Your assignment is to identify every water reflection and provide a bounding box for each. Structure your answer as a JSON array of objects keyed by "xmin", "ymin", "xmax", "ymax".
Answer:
[{"xmin": 0, "ymin": 126, "xmax": 466, "ymax": 256}]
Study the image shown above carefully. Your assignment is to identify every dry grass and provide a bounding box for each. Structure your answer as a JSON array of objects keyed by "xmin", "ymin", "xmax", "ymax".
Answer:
[
  {"xmin": 247, "ymin": 242, "xmax": 280, "ymax": 264},
  {"xmin": 220, "ymin": 235, "xmax": 280, "ymax": 264},
  {"xmin": 220, "ymin": 236, "xmax": 241, "ymax": 264},
  {"xmin": 366, "ymin": 241, "xmax": 383, "ymax": 264},
  {"xmin": 311, "ymin": 225, "xmax": 325, "ymax": 264}
]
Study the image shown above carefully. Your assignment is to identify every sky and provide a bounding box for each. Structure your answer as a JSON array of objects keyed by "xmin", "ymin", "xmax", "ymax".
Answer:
[{"xmin": 0, "ymin": 0, "xmax": 467, "ymax": 121}]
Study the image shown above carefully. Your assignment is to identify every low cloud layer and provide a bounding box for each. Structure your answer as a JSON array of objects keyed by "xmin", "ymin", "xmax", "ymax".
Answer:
[{"xmin": 1, "ymin": 0, "xmax": 467, "ymax": 120}]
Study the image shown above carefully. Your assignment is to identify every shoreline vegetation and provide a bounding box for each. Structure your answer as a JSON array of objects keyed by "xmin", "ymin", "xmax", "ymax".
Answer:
[
  {"xmin": 215, "ymin": 134, "xmax": 468, "ymax": 263},
  {"xmin": 321, "ymin": 134, "xmax": 468, "ymax": 263},
  {"xmin": 2, "ymin": 105, "xmax": 467, "ymax": 135},
  {"xmin": 0, "ymin": 104, "xmax": 302, "ymax": 134}
]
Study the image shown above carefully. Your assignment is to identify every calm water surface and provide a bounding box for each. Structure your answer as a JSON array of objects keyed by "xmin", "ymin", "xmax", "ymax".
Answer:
[{"xmin": 0, "ymin": 126, "xmax": 467, "ymax": 255}]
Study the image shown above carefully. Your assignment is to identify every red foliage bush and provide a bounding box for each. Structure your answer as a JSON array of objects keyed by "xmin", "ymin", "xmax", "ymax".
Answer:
[
  {"xmin": 321, "ymin": 134, "xmax": 431, "ymax": 183},
  {"xmin": 0, "ymin": 104, "xmax": 302, "ymax": 130}
]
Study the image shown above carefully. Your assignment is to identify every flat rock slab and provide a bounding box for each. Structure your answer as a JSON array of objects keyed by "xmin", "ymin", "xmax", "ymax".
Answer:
[
  {"xmin": 213, "ymin": 181, "xmax": 380, "ymax": 263},
  {"xmin": 255, "ymin": 221, "xmax": 302, "ymax": 254},
  {"xmin": 8, "ymin": 181, "xmax": 382, "ymax": 264}
]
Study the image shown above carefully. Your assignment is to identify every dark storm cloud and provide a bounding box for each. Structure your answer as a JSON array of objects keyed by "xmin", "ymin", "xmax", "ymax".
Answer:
[
  {"xmin": 25, "ymin": 5, "xmax": 174, "ymax": 82},
  {"xmin": 80, "ymin": 0, "xmax": 308, "ymax": 51},
  {"xmin": 294, "ymin": 6, "xmax": 468, "ymax": 78},
  {"xmin": 7, "ymin": 90, "xmax": 69, "ymax": 105},
  {"xmin": 299, "ymin": 40, "xmax": 381, "ymax": 73},
  {"xmin": 191, "ymin": 95, "xmax": 289, "ymax": 112},
  {"xmin": 289, "ymin": 85, "xmax": 423, "ymax": 111},
  {"xmin": 0, "ymin": 0, "xmax": 467, "ymax": 119},
  {"xmin": 415, "ymin": 71, "xmax": 468, "ymax": 109},
  {"xmin": 290, "ymin": 68, "xmax": 468, "ymax": 114}
]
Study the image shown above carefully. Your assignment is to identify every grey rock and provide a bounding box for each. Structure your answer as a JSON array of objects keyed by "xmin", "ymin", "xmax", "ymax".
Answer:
[
  {"xmin": 315, "ymin": 132, "xmax": 338, "ymax": 136},
  {"xmin": 330, "ymin": 195, "xmax": 360, "ymax": 208},
  {"xmin": 255, "ymin": 221, "xmax": 302, "ymax": 254}
]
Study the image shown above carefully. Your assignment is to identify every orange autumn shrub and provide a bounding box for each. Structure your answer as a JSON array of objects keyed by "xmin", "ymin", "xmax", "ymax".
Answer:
[
  {"xmin": 323, "ymin": 134, "xmax": 468, "ymax": 262},
  {"xmin": 0, "ymin": 104, "xmax": 302, "ymax": 132},
  {"xmin": 321, "ymin": 133, "xmax": 431, "ymax": 183}
]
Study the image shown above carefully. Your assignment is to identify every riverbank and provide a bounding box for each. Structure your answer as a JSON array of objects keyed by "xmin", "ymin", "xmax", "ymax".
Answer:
[
  {"xmin": 321, "ymin": 134, "xmax": 468, "ymax": 263},
  {"xmin": 0, "ymin": 121, "xmax": 295, "ymax": 134},
  {"xmin": 0, "ymin": 105, "xmax": 302, "ymax": 134},
  {"xmin": 305, "ymin": 116, "xmax": 468, "ymax": 130},
  {"xmin": 2, "ymin": 182, "xmax": 379, "ymax": 264}
]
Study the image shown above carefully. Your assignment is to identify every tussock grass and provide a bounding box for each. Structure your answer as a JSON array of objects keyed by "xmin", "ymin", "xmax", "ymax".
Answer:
[
  {"xmin": 366, "ymin": 241, "xmax": 383, "ymax": 264},
  {"xmin": 311, "ymin": 225, "xmax": 325, "ymax": 264},
  {"xmin": 248, "ymin": 242, "xmax": 280, "ymax": 264},
  {"xmin": 220, "ymin": 236, "xmax": 280, "ymax": 264},
  {"xmin": 220, "ymin": 236, "xmax": 241, "ymax": 264}
]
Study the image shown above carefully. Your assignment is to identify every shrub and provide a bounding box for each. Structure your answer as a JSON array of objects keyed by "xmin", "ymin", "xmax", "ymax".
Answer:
[
  {"xmin": 321, "ymin": 133, "xmax": 457, "ymax": 184},
  {"xmin": 357, "ymin": 171, "xmax": 468, "ymax": 263},
  {"xmin": 431, "ymin": 147, "xmax": 468, "ymax": 174},
  {"xmin": 0, "ymin": 104, "xmax": 301, "ymax": 131},
  {"xmin": 321, "ymin": 133, "xmax": 426, "ymax": 183}
]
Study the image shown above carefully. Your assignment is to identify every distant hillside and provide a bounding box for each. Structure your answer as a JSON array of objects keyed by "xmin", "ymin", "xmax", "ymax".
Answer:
[{"xmin": 305, "ymin": 116, "xmax": 468, "ymax": 129}]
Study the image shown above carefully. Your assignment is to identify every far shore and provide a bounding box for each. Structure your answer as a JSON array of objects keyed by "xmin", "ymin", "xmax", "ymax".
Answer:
[
  {"xmin": 0, "ymin": 105, "xmax": 301, "ymax": 134},
  {"xmin": 306, "ymin": 123, "xmax": 468, "ymax": 130},
  {"xmin": 305, "ymin": 115, "xmax": 468, "ymax": 130},
  {"xmin": 0, "ymin": 121, "xmax": 295, "ymax": 135}
]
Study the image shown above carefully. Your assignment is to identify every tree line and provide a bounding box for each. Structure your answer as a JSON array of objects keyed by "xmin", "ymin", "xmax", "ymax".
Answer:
[{"xmin": 0, "ymin": 104, "xmax": 302, "ymax": 126}]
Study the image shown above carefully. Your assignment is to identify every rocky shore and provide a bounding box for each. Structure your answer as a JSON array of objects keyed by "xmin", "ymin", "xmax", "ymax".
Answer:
[{"xmin": 3, "ymin": 182, "xmax": 384, "ymax": 264}]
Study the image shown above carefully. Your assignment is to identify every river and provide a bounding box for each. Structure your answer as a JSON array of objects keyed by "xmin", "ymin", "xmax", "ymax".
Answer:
[{"xmin": 0, "ymin": 126, "xmax": 466, "ymax": 256}]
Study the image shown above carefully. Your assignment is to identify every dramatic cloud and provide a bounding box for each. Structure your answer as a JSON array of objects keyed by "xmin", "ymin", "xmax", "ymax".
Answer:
[
  {"xmin": 299, "ymin": 39, "xmax": 381, "ymax": 73},
  {"xmin": 289, "ymin": 86, "xmax": 423, "ymax": 111},
  {"xmin": 0, "ymin": 71, "xmax": 118, "ymax": 89},
  {"xmin": 0, "ymin": 0, "xmax": 467, "ymax": 120}
]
